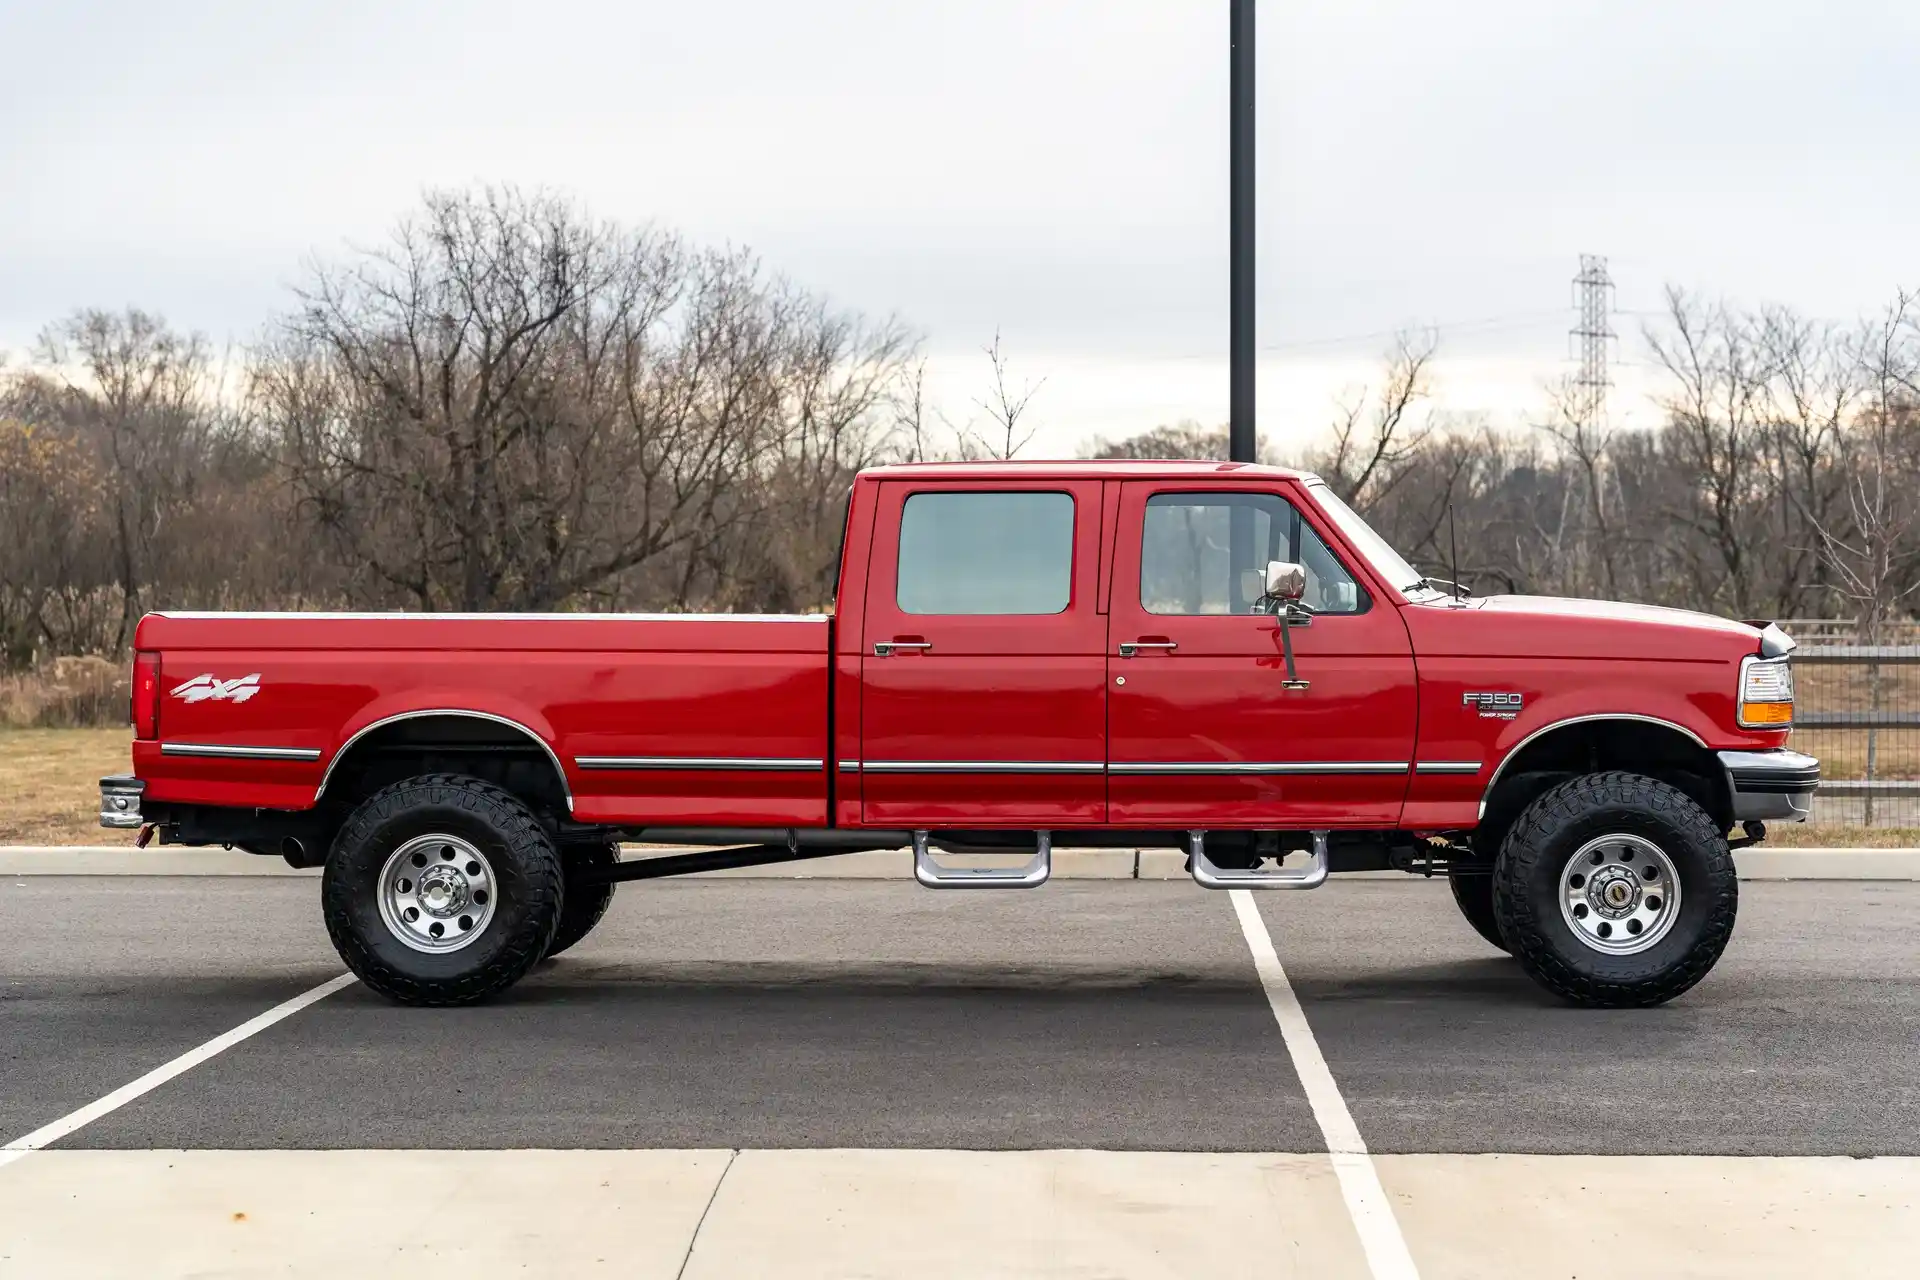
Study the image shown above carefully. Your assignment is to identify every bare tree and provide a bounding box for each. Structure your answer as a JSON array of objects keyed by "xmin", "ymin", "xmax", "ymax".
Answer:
[
  {"xmin": 255, "ymin": 186, "xmax": 915, "ymax": 613},
  {"xmin": 9, "ymin": 310, "xmax": 223, "ymax": 648},
  {"xmin": 884, "ymin": 355, "xmax": 936, "ymax": 463},
  {"xmin": 1537, "ymin": 374, "xmax": 1622, "ymax": 598},
  {"xmin": 1805, "ymin": 293, "xmax": 1920, "ymax": 638},
  {"xmin": 1084, "ymin": 419, "xmax": 1229, "ymax": 461},
  {"xmin": 1319, "ymin": 329, "xmax": 1439, "ymax": 514},
  {"xmin": 0, "ymin": 420, "xmax": 105, "ymax": 666},
  {"xmin": 1644, "ymin": 288, "xmax": 1782, "ymax": 616},
  {"xmin": 959, "ymin": 328, "xmax": 1044, "ymax": 460},
  {"xmin": 1759, "ymin": 305, "xmax": 1859, "ymax": 617}
]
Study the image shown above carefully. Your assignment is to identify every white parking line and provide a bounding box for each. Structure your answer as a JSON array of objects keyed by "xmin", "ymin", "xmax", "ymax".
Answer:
[
  {"xmin": 1231, "ymin": 890, "xmax": 1422, "ymax": 1280},
  {"xmin": 0, "ymin": 972, "xmax": 356, "ymax": 1170}
]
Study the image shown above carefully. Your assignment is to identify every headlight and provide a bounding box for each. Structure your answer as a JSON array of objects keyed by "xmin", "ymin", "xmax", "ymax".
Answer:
[{"xmin": 1738, "ymin": 654, "xmax": 1794, "ymax": 728}]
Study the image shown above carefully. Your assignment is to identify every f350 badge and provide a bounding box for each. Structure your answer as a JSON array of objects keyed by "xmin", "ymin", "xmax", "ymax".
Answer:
[
  {"xmin": 171, "ymin": 673, "xmax": 262, "ymax": 704},
  {"xmin": 1463, "ymin": 691, "xmax": 1523, "ymax": 720}
]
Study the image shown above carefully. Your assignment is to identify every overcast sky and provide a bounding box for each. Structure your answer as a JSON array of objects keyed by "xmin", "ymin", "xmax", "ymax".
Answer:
[{"xmin": 3, "ymin": 0, "xmax": 1915, "ymax": 453}]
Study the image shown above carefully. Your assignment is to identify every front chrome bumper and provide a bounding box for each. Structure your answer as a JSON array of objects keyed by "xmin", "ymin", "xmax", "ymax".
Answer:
[
  {"xmin": 1718, "ymin": 749, "xmax": 1819, "ymax": 822},
  {"xmin": 99, "ymin": 774, "xmax": 144, "ymax": 829}
]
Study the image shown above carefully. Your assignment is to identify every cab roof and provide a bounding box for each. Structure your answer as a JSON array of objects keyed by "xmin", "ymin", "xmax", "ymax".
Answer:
[{"xmin": 859, "ymin": 459, "xmax": 1316, "ymax": 483}]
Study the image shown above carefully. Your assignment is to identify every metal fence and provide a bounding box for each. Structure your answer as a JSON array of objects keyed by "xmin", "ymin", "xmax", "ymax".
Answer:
[{"xmin": 1790, "ymin": 633, "xmax": 1920, "ymax": 828}]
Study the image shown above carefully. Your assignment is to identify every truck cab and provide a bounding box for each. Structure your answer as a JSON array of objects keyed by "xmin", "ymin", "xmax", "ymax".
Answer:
[{"xmin": 101, "ymin": 460, "xmax": 1817, "ymax": 1008}]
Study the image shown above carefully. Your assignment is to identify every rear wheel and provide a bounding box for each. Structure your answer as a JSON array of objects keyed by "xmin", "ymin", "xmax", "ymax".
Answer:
[
  {"xmin": 546, "ymin": 841, "xmax": 618, "ymax": 959},
  {"xmin": 1447, "ymin": 866, "xmax": 1508, "ymax": 952},
  {"xmin": 323, "ymin": 774, "xmax": 563, "ymax": 1006},
  {"xmin": 1493, "ymin": 771, "xmax": 1736, "ymax": 1008}
]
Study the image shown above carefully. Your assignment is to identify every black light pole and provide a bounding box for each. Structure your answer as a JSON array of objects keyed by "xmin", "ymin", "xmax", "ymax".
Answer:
[{"xmin": 1228, "ymin": 0, "xmax": 1256, "ymax": 464}]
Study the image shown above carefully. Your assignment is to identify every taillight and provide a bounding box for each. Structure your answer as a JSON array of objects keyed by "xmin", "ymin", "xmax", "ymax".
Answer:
[{"xmin": 132, "ymin": 651, "xmax": 161, "ymax": 739}]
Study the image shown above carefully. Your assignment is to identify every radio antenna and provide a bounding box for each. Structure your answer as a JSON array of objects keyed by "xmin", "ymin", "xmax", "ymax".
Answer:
[{"xmin": 1447, "ymin": 504, "xmax": 1463, "ymax": 605}]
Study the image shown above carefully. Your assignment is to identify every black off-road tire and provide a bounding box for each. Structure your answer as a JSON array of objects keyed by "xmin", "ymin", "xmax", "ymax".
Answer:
[
  {"xmin": 1493, "ymin": 771, "xmax": 1736, "ymax": 1008},
  {"xmin": 323, "ymin": 774, "xmax": 564, "ymax": 1006},
  {"xmin": 546, "ymin": 840, "xmax": 618, "ymax": 959},
  {"xmin": 1447, "ymin": 866, "xmax": 1509, "ymax": 953}
]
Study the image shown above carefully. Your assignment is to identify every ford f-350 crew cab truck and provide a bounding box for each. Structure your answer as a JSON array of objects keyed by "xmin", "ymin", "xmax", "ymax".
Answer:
[{"xmin": 100, "ymin": 460, "xmax": 1818, "ymax": 1007}]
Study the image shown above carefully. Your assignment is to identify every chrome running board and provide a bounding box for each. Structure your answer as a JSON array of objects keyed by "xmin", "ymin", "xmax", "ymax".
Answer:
[
  {"xmin": 912, "ymin": 830, "xmax": 1052, "ymax": 889},
  {"xmin": 1189, "ymin": 829, "xmax": 1329, "ymax": 890}
]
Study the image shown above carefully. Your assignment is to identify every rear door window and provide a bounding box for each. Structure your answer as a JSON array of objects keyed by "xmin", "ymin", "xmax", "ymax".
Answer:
[{"xmin": 896, "ymin": 491, "xmax": 1074, "ymax": 615}]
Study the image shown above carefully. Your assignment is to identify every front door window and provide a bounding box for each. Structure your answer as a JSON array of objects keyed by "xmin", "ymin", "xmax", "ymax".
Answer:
[{"xmin": 1140, "ymin": 491, "xmax": 1365, "ymax": 617}]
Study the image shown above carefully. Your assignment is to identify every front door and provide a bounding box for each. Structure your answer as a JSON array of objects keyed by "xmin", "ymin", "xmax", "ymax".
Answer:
[
  {"xmin": 858, "ymin": 479, "xmax": 1108, "ymax": 827},
  {"xmin": 1105, "ymin": 480, "xmax": 1417, "ymax": 827}
]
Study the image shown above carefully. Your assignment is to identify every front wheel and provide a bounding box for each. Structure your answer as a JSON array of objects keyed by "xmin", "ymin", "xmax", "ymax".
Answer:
[
  {"xmin": 1493, "ymin": 772, "xmax": 1736, "ymax": 1008},
  {"xmin": 323, "ymin": 774, "xmax": 564, "ymax": 1005}
]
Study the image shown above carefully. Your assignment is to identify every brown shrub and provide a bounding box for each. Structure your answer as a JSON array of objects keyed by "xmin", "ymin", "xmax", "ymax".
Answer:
[{"xmin": 0, "ymin": 655, "xmax": 129, "ymax": 729}]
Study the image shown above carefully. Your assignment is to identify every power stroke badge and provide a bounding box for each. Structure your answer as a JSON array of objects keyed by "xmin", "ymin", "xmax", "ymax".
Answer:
[{"xmin": 1463, "ymin": 691, "xmax": 1524, "ymax": 720}]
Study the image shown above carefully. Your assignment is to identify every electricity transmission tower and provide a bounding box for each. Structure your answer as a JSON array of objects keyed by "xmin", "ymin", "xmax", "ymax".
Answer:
[{"xmin": 1570, "ymin": 254, "xmax": 1615, "ymax": 426}]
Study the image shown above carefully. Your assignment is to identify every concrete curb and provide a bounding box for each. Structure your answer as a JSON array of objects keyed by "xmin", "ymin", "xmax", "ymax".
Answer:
[{"xmin": 3, "ymin": 845, "xmax": 1917, "ymax": 880}]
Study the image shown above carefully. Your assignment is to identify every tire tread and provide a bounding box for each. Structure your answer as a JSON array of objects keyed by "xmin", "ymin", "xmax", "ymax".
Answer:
[
  {"xmin": 322, "ymin": 773, "xmax": 563, "ymax": 1006},
  {"xmin": 1493, "ymin": 770, "xmax": 1736, "ymax": 1008}
]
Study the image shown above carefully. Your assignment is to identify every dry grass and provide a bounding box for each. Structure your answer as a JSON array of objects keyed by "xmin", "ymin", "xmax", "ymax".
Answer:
[
  {"xmin": 1757, "ymin": 823, "xmax": 1920, "ymax": 848},
  {"xmin": 0, "ymin": 656, "xmax": 129, "ymax": 729},
  {"xmin": 0, "ymin": 728, "xmax": 136, "ymax": 845}
]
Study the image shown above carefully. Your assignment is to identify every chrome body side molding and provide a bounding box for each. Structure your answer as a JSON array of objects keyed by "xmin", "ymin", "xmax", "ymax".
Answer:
[
  {"xmin": 574, "ymin": 756, "xmax": 825, "ymax": 772},
  {"xmin": 161, "ymin": 743, "xmax": 323, "ymax": 762},
  {"xmin": 858, "ymin": 760, "xmax": 1107, "ymax": 774},
  {"xmin": 1108, "ymin": 761, "xmax": 1408, "ymax": 776}
]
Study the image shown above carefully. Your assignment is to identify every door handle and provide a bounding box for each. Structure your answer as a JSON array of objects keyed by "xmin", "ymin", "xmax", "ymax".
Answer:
[
  {"xmin": 873, "ymin": 640, "xmax": 933, "ymax": 657},
  {"xmin": 1117, "ymin": 640, "xmax": 1177, "ymax": 658}
]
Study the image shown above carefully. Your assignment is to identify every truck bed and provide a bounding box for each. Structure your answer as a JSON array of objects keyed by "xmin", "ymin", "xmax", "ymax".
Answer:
[{"xmin": 134, "ymin": 611, "xmax": 835, "ymax": 826}]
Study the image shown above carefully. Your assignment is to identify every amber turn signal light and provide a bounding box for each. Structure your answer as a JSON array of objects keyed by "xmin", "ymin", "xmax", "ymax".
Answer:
[{"xmin": 1739, "ymin": 701, "xmax": 1792, "ymax": 726}]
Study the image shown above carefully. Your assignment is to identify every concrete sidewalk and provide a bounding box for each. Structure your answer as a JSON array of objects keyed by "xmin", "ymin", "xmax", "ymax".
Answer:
[
  {"xmin": 4, "ymin": 844, "xmax": 1917, "ymax": 879},
  {"xmin": 0, "ymin": 1149, "xmax": 1912, "ymax": 1279}
]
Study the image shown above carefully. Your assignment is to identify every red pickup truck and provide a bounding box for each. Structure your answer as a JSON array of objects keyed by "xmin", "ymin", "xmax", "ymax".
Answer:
[{"xmin": 101, "ymin": 460, "xmax": 1816, "ymax": 1008}]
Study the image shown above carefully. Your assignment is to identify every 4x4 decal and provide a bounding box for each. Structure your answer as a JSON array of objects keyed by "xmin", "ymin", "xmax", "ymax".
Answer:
[{"xmin": 171, "ymin": 673, "xmax": 263, "ymax": 704}]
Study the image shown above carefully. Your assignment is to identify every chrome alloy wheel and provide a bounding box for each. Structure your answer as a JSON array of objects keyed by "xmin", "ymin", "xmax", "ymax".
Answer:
[
  {"xmin": 377, "ymin": 834, "xmax": 498, "ymax": 954},
  {"xmin": 1558, "ymin": 833, "xmax": 1682, "ymax": 956}
]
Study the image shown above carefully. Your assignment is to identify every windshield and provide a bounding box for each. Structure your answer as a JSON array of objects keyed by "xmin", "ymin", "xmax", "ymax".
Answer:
[{"xmin": 1305, "ymin": 480, "xmax": 1442, "ymax": 600}]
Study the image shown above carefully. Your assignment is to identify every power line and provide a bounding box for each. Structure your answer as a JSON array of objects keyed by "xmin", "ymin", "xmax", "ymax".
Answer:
[{"xmin": 1259, "ymin": 309, "xmax": 1566, "ymax": 353}]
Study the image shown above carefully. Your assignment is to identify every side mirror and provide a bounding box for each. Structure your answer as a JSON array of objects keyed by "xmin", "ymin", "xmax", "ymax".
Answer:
[
  {"xmin": 1265, "ymin": 561, "xmax": 1311, "ymax": 691},
  {"xmin": 1264, "ymin": 561, "xmax": 1306, "ymax": 601}
]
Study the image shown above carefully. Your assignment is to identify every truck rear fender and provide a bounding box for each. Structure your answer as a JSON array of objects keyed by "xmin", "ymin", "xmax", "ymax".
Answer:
[
  {"xmin": 317, "ymin": 708, "xmax": 573, "ymax": 815},
  {"xmin": 1475, "ymin": 714, "xmax": 1732, "ymax": 848}
]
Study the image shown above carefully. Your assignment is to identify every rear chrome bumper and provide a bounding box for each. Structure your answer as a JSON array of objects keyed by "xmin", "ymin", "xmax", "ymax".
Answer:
[
  {"xmin": 1718, "ymin": 749, "xmax": 1819, "ymax": 823},
  {"xmin": 99, "ymin": 774, "xmax": 144, "ymax": 829}
]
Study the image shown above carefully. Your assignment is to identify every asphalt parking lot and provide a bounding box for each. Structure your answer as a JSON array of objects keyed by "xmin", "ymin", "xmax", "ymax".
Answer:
[{"xmin": 2, "ymin": 872, "xmax": 1916, "ymax": 1277}]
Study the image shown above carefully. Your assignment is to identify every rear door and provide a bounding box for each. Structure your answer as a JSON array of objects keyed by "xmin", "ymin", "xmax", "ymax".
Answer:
[
  {"xmin": 858, "ymin": 478, "xmax": 1107, "ymax": 826},
  {"xmin": 1105, "ymin": 480, "xmax": 1417, "ymax": 826}
]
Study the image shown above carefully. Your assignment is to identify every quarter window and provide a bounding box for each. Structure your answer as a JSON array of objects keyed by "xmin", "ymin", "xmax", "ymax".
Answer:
[
  {"xmin": 1140, "ymin": 491, "xmax": 1363, "ymax": 615},
  {"xmin": 897, "ymin": 491, "xmax": 1074, "ymax": 615}
]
